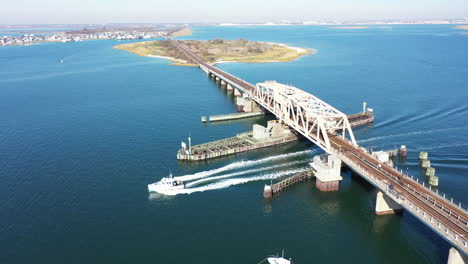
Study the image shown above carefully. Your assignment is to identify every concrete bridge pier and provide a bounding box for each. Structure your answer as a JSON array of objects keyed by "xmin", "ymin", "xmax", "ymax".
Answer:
[
  {"xmin": 226, "ymin": 83, "xmax": 233, "ymax": 91},
  {"xmin": 263, "ymin": 185, "xmax": 273, "ymax": 199},
  {"xmin": 312, "ymin": 154, "xmax": 343, "ymax": 191},
  {"xmin": 215, "ymin": 76, "xmax": 220, "ymax": 82},
  {"xmin": 220, "ymin": 80, "xmax": 227, "ymax": 86},
  {"xmin": 236, "ymin": 96, "xmax": 261, "ymax": 112},
  {"xmin": 234, "ymin": 88, "xmax": 242, "ymax": 97},
  {"xmin": 447, "ymin": 247, "xmax": 467, "ymax": 264},
  {"xmin": 375, "ymin": 191, "xmax": 403, "ymax": 215},
  {"xmin": 252, "ymin": 101, "xmax": 261, "ymax": 112},
  {"xmin": 236, "ymin": 96, "xmax": 245, "ymax": 112}
]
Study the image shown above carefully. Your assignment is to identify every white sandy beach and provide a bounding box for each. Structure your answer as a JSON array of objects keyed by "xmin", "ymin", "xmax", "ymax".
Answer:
[
  {"xmin": 262, "ymin": 41, "xmax": 309, "ymax": 53},
  {"xmin": 147, "ymin": 54, "xmax": 187, "ymax": 64}
]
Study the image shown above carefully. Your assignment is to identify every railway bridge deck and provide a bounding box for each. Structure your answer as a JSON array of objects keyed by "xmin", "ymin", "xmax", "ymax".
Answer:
[{"xmin": 165, "ymin": 36, "xmax": 468, "ymax": 258}]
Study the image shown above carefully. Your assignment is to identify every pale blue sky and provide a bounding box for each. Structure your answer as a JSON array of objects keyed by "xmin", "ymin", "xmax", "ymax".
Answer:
[{"xmin": 2, "ymin": 0, "xmax": 468, "ymax": 24}]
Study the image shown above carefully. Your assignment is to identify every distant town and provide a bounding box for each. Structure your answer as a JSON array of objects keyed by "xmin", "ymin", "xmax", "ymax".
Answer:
[{"xmin": 0, "ymin": 27, "xmax": 189, "ymax": 46}]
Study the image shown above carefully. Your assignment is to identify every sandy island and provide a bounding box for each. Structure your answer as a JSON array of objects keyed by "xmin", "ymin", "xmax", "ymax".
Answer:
[
  {"xmin": 113, "ymin": 38, "xmax": 314, "ymax": 66},
  {"xmin": 455, "ymin": 25, "xmax": 468, "ymax": 30}
]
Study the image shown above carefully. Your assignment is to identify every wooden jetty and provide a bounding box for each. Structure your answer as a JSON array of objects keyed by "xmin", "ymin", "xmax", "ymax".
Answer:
[{"xmin": 264, "ymin": 170, "xmax": 314, "ymax": 199}]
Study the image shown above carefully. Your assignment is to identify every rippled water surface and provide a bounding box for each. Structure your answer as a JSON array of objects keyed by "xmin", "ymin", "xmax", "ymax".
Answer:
[{"xmin": 0, "ymin": 25, "xmax": 467, "ymax": 263}]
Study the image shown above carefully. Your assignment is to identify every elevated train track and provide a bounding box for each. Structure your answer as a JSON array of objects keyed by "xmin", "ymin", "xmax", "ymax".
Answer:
[
  {"xmin": 164, "ymin": 36, "xmax": 468, "ymax": 256},
  {"xmin": 331, "ymin": 135, "xmax": 468, "ymax": 247}
]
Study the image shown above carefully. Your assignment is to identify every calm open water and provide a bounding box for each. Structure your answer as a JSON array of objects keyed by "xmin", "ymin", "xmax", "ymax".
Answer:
[{"xmin": 0, "ymin": 25, "xmax": 467, "ymax": 263}]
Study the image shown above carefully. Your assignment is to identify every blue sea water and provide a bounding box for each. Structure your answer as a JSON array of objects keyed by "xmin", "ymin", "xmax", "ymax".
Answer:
[{"xmin": 0, "ymin": 25, "xmax": 467, "ymax": 263}]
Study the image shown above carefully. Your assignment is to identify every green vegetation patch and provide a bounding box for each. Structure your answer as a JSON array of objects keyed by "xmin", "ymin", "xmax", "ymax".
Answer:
[{"xmin": 113, "ymin": 38, "xmax": 314, "ymax": 66}]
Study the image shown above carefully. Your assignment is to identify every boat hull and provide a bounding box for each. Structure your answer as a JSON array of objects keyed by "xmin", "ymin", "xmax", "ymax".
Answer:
[{"xmin": 148, "ymin": 183, "xmax": 184, "ymax": 193}]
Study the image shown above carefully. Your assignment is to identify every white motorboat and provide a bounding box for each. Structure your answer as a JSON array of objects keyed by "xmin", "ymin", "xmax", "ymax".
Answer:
[
  {"xmin": 148, "ymin": 173, "xmax": 184, "ymax": 193},
  {"xmin": 266, "ymin": 251, "xmax": 292, "ymax": 264},
  {"xmin": 259, "ymin": 250, "xmax": 292, "ymax": 264},
  {"xmin": 267, "ymin": 256, "xmax": 291, "ymax": 264}
]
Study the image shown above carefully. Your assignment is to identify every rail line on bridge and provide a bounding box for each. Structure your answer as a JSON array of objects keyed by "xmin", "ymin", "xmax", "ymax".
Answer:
[
  {"xmin": 166, "ymin": 37, "xmax": 255, "ymax": 93},
  {"xmin": 164, "ymin": 36, "xmax": 468, "ymax": 257}
]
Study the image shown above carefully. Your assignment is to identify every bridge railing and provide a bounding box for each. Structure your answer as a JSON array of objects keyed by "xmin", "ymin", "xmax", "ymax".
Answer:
[
  {"xmin": 338, "ymin": 152, "xmax": 468, "ymax": 252},
  {"xmin": 338, "ymin": 138, "xmax": 468, "ymax": 217},
  {"xmin": 377, "ymin": 160, "xmax": 468, "ymax": 224},
  {"xmin": 392, "ymin": 165, "xmax": 468, "ymax": 214},
  {"xmin": 204, "ymin": 67, "xmax": 254, "ymax": 94}
]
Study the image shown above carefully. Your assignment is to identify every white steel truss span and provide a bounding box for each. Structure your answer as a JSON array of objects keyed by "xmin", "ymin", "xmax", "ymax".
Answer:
[{"xmin": 255, "ymin": 81, "xmax": 357, "ymax": 152}]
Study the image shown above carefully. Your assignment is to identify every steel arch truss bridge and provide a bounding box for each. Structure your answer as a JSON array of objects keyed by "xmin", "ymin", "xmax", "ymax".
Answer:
[{"xmin": 255, "ymin": 81, "xmax": 357, "ymax": 152}]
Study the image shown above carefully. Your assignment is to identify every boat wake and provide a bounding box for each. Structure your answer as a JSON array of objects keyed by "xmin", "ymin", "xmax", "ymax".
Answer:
[
  {"xmin": 185, "ymin": 160, "xmax": 306, "ymax": 187},
  {"xmin": 358, "ymin": 126, "xmax": 468, "ymax": 144},
  {"xmin": 156, "ymin": 168, "xmax": 309, "ymax": 196},
  {"xmin": 414, "ymin": 142, "xmax": 468, "ymax": 151},
  {"xmin": 174, "ymin": 149, "xmax": 314, "ymax": 182},
  {"xmin": 149, "ymin": 150, "xmax": 315, "ymax": 196}
]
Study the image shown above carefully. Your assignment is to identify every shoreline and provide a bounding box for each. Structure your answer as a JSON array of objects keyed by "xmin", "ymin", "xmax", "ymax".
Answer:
[
  {"xmin": 262, "ymin": 41, "xmax": 313, "ymax": 53},
  {"xmin": 147, "ymin": 54, "xmax": 198, "ymax": 66}
]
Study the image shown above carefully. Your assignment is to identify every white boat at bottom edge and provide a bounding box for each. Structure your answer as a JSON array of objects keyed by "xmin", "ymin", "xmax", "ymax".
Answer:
[
  {"xmin": 267, "ymin": 256, "xmax": 291, "ymax": 264},
  {"xmin": 266, "ymin": 250, "xmax": 292, "ymax": 264}
]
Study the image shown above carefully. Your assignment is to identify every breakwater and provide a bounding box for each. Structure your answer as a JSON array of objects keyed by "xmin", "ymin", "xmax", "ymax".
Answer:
[
  {"xmin": 178, "ymin": 111, "xmax": 374, "ymax": 161},
  {"xmin": 201, "ymin": 111, "xmax": 265, "ymax": 122}
]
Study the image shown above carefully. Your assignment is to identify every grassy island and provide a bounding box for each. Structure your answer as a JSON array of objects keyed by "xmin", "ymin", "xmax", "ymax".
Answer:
[{"xmin": 113, "ymin": 38, "xmax": 314, "ymax": 66}]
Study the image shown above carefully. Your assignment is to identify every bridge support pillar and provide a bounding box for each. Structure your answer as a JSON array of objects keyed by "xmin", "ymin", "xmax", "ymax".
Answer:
[
  {"xmin": 249, "ymin": 100, "xmax": 261, "ymax": 112},
  {"xmin": 263, "ymin": 185, "xmax": 272, "ymax": 199},
  {"xmin": 375, "ymin": 191, "xmax": 403, "ymax": 215},
  {"xmin": 234, "ymin": 88, "xmax": 242, "ymax": 97},
  {"xmin": 226, "ymin": 83, "xmax": 233, "ymax": 91},
  {"xmin": 215, "ymin": 76, "xmax": 220, "ymax": 81},
  {"xmin": 312, "ymin": 154, "xmax": 343, "ymax": 191},
  {"xmin": 447, "ymin": 247, "xmax": 467, "ymax": 264},
  {"xmin": 237, "ymin": 97, "xmax": 260, "ymax": 112},
  {"xmin": 236, "ymin": 96, "xmax": 245, "ymax": 112},
  {"xmin": 236, "ymin": 96, "xmax": 260, "ymax": 112},
  {"xmin": 220, "ymin": 80, "xmax": 227, "ymax": 86}
]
